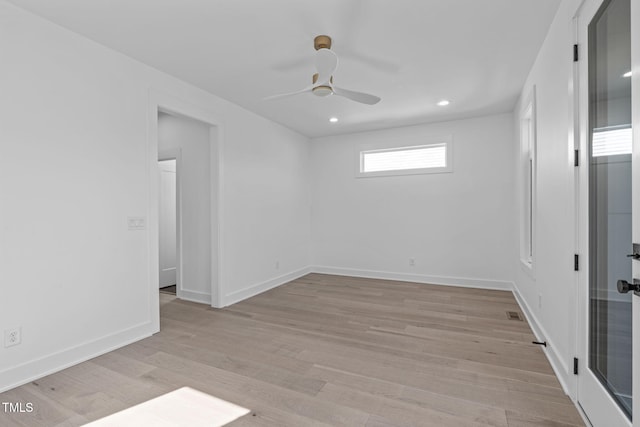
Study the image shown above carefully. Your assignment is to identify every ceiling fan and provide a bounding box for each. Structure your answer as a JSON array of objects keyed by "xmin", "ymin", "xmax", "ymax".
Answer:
[{"xmin": 265, "ymin": 35, "xmax": 381, "ymax": 105}]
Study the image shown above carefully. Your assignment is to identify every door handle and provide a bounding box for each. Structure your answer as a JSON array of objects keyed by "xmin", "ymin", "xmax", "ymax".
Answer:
[
  {"xmin": 627, "ymin": 243, "xmax": 640, "ymax": 260},
  {"xmin": 617, "ymin": 279, "xmax": 640, "ymax": 294}
]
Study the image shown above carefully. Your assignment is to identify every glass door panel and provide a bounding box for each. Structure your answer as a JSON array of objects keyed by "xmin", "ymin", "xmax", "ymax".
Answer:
[{"xmin": 588, "ymin": 0, "xmax": 633, "ymax": 419}]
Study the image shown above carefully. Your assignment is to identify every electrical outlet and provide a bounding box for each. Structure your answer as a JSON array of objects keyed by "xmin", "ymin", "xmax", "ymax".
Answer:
[
  {"xmin": 4, "ymin": 327, "xmax": 21, "ymax": 348},
  {"xmin": 275, "ymin": 261, "xmax": 280, "ymax": 270},
  {"xmin": 538, "ymin": 294, "xmax": 542, "ymax": 309},
  {"xmin": 409, "ymin": 258, "xmax": 415, "ymax": 267}
]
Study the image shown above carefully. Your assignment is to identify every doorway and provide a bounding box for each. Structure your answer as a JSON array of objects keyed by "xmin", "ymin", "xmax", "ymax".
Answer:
[
  {"xmin": 147, "ymin": 91, "xmax": 223, "ymax": 335},
  {"xmin": 156, "ymin": 110, "xmax": 218, "ymax": 306}
]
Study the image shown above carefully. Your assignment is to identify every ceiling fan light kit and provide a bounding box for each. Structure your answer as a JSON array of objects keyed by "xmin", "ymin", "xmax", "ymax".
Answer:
[
  {"xmin": 312, "ymin": 74, "xmax": 333, "ymax": 97},
  {"xmin": 265, "ymin": 35, "xmax": 381, "ymax": 105}
]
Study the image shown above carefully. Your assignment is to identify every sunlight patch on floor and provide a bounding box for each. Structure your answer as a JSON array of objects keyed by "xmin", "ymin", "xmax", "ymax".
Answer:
[{"xmin": 83, "ymin": 387, "xmax": 250, "ymax": 426}]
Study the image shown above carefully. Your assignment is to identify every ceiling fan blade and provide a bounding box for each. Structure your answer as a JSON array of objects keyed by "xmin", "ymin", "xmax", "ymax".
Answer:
[
  {"xmin": 332, "ymin": 86, "xmax": 381, "ymax": 105},
  {"xmin": 315, "ymin": 48, "xmax": 338, "ymax": 85},
  {"xmin": 340, "ymin": 47, "xmax": 401, "ymax": 74},
  {"xmin": 272, "ymin": 55, "xmax": 312, "ymax": 72},
  {"xmin": 265, "ymin": 50, "xmax": 336, "ymax": 101},
  {"xmin": 263, "ymin": 85, "xmax": 314, "ymax": 101}
]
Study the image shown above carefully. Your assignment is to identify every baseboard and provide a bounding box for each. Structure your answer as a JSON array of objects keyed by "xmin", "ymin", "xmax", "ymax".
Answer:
[
  {"xmin": 222, "ymin": 266, "xmax": 312, "ymax": 307},
  {"xmin": 511, "ymin": 285, "xmax": 573, "ymax": 397},
  {"xmin": 311, "ymin": 266, "xmax": 514, "ymax": 291},
  {"xmin": 576, "ymin": 402, "xmax": 594, "ymax": 427},
  {"xmin": 0, "ymin": 322, "xmax": 153, "ymax": 393},
  {"xmin": 178, "ymin": 288, "xmax": 211, "ymax": 305}
]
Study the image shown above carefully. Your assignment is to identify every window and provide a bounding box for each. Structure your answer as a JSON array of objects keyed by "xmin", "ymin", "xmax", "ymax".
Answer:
[
  {"xmin": 357, "ymin": 140, "xmax": 452, "ymax": 177},
  {"xmin": 592, "ymin": 125, "xmax": 632, "ymax": 157},
  {"xmin": 520, "ymin": 87, "xmax": 536, "ymax": 270}
]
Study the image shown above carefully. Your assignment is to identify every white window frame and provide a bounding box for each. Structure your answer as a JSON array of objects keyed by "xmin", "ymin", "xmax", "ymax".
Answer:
[
  {"xmin": 520, "ymin": 86, "xmax": 536, "ymax": 273},
  {"xmin": 355, "ymin": 136, "xmax": 453, "ymax": 178}
]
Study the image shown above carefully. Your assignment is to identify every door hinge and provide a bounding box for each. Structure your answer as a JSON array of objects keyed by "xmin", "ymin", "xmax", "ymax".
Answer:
[
  {"xmin": 574, "ymin": 254, "xmax": 579, "ymax": 271},
  {"xmin": 574, "ymin": 357, "xmax": 579, "ymax": 375},
  {"xmin": 574, "ymin": 149, "xmax": 579, "ymax": 167},
  {"xmin": 573, "ymin": 44, "xmax": 579, "ymax": 62}
]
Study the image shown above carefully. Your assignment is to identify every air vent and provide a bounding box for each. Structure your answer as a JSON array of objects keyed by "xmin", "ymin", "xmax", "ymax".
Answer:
[{"xmin": 506, "ymin": 311, "xmax": 523, "ymax": 321}]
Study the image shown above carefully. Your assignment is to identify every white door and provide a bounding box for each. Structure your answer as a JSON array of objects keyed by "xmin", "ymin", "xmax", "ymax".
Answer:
[
  {"xmin": 159, "ymin": 159, "xmax": 177, "ymax": 288},
  {"xmin": 576, "ymin": 0, "xmax": 634, "ymax": 425},
  {"xmin": 631, "ymin": 0, "xmax": 640, "ymax": 424}
]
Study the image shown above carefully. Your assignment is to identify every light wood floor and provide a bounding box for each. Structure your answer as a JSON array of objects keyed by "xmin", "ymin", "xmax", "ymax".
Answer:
[{"xmin": 0, "ymin": 274, "xmax": 584, "ymax": 426}]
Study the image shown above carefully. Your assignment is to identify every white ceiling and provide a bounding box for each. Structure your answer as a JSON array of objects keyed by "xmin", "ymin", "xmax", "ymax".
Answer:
[{"xmin": 8, "ymin": 0, "xmax": 561, "ymax": 138}]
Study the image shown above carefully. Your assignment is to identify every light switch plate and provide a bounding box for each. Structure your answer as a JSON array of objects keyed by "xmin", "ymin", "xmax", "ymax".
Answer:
[{"xmin": 128, "ymin": 216, "xmax": 146, "ymax": 230}]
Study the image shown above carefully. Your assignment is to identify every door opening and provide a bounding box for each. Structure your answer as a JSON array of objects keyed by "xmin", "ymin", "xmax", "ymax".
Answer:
[
  {"xmin": 156, "ymin": 110, "xmax": 217, "ymax": 307},
  {"xmin": 158, "ymin": 158, "xmax": 177, "ymax": 297},
  {"xmin": 148, "ymin": 91, "xmax": 223, "ymax": 333}
]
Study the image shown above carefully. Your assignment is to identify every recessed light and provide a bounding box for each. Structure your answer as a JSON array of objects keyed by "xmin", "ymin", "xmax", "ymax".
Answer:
[
  {"xmin": 329, "ymin": 117, "xmax": 339, "ymax": 123},
  {"xmin": 623, "ymin": 71, "xmax": 632, "ymax": 78},
  {"xmin": 437, "ymin": 100, "xmax": 450, "ymax": 106}
]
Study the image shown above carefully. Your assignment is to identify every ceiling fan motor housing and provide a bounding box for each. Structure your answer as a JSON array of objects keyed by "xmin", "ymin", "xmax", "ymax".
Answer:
[
  {"xmin": 314, "ymin": 35, "xmax": 332, "ymax": 50},
  {"xmin": 312, "ymin": 73, "xmax": 333, "ymax": 96}
]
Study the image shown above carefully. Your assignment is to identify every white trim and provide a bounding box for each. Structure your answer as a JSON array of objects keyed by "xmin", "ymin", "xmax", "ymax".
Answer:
[
  {"xmin": 574, "ymin": 0, "xmax": 592, "ymax": 416},
  {"xmin": 519, "ymin": 85, "xmax": 537, "ymax": 275},
  {"xmin": 179, "ymin": 289, "xmax": 212, "ymax": 305},
  {"xmin": 311, "ymin": 266, "xmax": 513, "ymax": 291},
  {"xmin": 511, "ymin": 285, "xmax": 572, "ymax": 397},
  {"xmin": 356, "ymin": 141, "xmax": 453, "ymax": 178},
  {"xmin": 354, "ymin": 135, "xmax": 453, "ymax": 178},
  {"xmin": 223, "ymin": 267, "xmax": 312, "ymax": 307},
  {"xmin": 577, "ymin": 403, "xmax": 595, "ymax": 427},
  {"xmin": 148, "ymin": 89, "xmax": 224, "ymax": 312},
  {"xmin": 211, "ymin": 124, "xmax": 225, "ymax": 309},
  {"xmin": 0, "ymin": 322, "xmax": 152, "ymax": 393},
  {"xmin": 569, "ymin": 8, "xmax": 582, "ymax": 413},
  {"xmin": 147, "ymin": 99, "xmax": 161, "ymax": 334},
  {"xmin": 519, "ymin": 259, "xmax": 535, "ymax": 279}
]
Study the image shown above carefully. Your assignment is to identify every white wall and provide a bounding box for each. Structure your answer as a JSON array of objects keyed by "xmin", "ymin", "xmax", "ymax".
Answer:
[
  {"xmin": 0, "ymin": 1, "xmax": 310, "ymax": 392},
  {"xmin": 310, "ymin": 114, "xmax": 516, "ymax": 289},
  {"xmin": 158, "ymin": 113, "xmax": 212, "ymax": 302},
  {"xmin": 220, "ymin": 111, "xmax": 312, "ymax": 305},
  {"xmin": 513, "ymin": 0, "xmax": 582, "ymax": 396}
]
